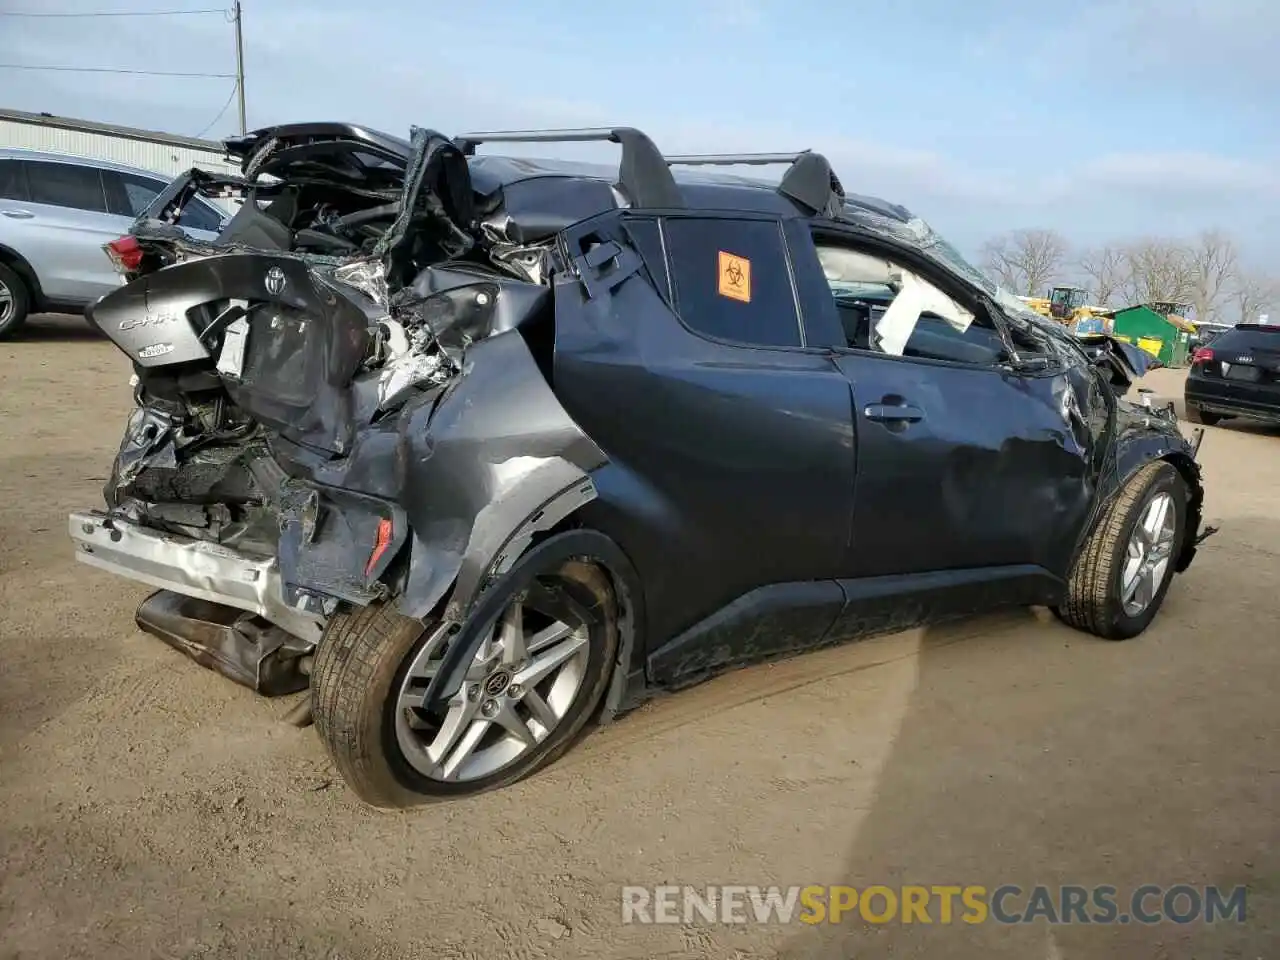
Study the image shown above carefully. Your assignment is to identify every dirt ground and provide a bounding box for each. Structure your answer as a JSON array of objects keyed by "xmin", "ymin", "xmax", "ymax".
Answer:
[{"xmin": 1, "ymin": 313, "xmax": 1276, "ymax": 960}]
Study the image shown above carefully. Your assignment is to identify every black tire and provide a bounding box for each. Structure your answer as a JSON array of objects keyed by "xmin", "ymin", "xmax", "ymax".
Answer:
[
  {"xmin": 1055, "ymin": 460, "xmax": 1187, "ymax": 640},
  {"xmin": 0, "ymin": 263, "xmax": 31, "ymax": 339},
  {"xmin": 311, "ymin": 555, "xmax": 618, "ymax": 808},
  {"xmin": 1185, "ymin": 404, "xmax": 1222, "ymax": 426}
]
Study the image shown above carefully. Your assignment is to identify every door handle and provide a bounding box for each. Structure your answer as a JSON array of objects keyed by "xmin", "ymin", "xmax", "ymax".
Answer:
[
  {"xmin": 1, "ymin": 209, "xmax": 35, "ymax": 219},
  {"xmin": 865, "ymin": 402, "xmax": 924, "ymax": 423}
]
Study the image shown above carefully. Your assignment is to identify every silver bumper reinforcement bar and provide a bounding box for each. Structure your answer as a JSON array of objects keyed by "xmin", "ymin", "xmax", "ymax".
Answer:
[{"xmin": 68, "ymin": 511, "xmax": 324, "ymax": 642}]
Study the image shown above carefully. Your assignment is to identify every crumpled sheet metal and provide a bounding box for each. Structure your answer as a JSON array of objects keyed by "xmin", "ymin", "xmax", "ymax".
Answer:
[
  {"xmin": 69, "ymin": 510, "xmax": 324, "ymax": 642},
  {"xmin": 395, "ymin": 328, "xmax": 608, "ymax": 621},
  {"xmin": 107, "ymin": 406, "xmax": 180, "ymax": 504},
  {"xmin": 332, "ymin": 258, "xmax": 391, "ymax": 308},
  {"xmin": 371, "ymin": 126, "xmax": 475, "ymax": 266}
]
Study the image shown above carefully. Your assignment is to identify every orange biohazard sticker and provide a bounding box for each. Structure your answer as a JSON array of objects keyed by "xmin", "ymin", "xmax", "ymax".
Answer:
[{"xmin": 718, "ymin": 251, "xmax": 751, "ymax": 303}]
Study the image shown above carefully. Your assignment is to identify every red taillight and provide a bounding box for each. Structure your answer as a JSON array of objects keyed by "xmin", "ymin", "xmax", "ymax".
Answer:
[
  {"xmin": 1192, "ymin": 347, "xmax": 1214, "ymax": 364},
  {"xmin": 104, "ymin": 235, "xmax": 144, "ymax": 274},
  {"xmin": 365, "ymin": 517, "xmax": 394, "ymax": 577}
]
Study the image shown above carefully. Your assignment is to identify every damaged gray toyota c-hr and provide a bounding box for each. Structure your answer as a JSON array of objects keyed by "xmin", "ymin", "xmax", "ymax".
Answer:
[{"xmin": 70, "ymin": 121, "xmax": 1215, "ymax": 806}]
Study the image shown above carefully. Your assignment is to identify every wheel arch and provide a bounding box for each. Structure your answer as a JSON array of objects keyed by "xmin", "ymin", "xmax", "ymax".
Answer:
[
  {"xmin": 419, "ymin": 526, "xmax": 648, "ymax": 725},
  {"xmin": 0, "ymin": 243, "xmax": 43, "ymax": 305},
  {"xmin": 1088, "ymin": 433, "xmax": 1204, "ymax": 575}
]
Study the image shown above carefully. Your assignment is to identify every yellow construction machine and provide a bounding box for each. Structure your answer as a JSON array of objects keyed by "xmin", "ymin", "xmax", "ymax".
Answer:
[{"xmin": 1017, "ymin": 285, "xmax": 1108, "ymax": 329}]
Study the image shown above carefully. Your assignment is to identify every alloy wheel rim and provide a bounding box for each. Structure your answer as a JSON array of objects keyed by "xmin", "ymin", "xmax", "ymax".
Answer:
[
  {"xmin": 394, "ymin": 575, "xmax": 591, "ymax": 782},
  {"xmin": 1120, "ymin": 491, "xmax": 1177, "ymax": 617},
  {"xmin": 0, "ymin": 279, "xmax": 13, "ymax": 324}
]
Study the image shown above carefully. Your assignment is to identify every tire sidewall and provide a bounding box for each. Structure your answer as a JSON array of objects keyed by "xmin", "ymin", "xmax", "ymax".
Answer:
[
  {"xmin": 1103, "ymin": 464, "xmax": 1187, "ymax": 638},
  {"xmin": 0, "ymin": 263, "xmax": 31, "ymax": 337}
]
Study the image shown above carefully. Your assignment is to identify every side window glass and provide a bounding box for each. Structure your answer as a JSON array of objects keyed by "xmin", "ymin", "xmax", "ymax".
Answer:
[
  {"xmin": 0, "ymin": 160, "xmax": 29, "ymax": 202},
  {"xmin": 663, "ymin": 217, "xmax": 802, "ymax": 348},
  {"xmin": 112, "ymin": 171, "xmax": 223, "ymax": 232},
  {"xmin": 120, "ymin": 173, "xmax": 162, "ymax": 216},
  {"xmin": 26, "ymin": 161, "xmax": 108, "ymax": 213},
  {"xmin": 817, "ymin": 239, "xmax": 1006, "ymax": 365},
  {"xmin": 180, "ymin": 199, "xmax": 225, "ymax": 233}
]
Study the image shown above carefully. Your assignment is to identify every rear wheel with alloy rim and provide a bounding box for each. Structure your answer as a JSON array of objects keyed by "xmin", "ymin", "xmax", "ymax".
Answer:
[{"xmin": 311, "ymin": 548, "xmax": 618, "ymax": 807}]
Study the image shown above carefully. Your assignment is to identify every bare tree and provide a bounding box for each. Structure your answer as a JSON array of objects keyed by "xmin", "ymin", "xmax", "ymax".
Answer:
[
  {"xmin": 1185, "ymin": 229, "xmax": 1239, "ymax": 323},
  {"xmin": 981, "ymin": 229, "xmax": 1069, "ymax": 296},
  {"xmin": 1077, "ymin": 245, "xmax": 1128, "ymax": 307},
  {"xmin": 1230, "ymin": 270, "xmax": 1280, "ymax": 324},
  {"xmin": 1120, "ymin": 239, "xmax": 1196, "ymax": 306}
]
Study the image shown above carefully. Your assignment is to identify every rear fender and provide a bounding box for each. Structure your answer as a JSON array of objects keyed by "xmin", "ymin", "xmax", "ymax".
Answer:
[
  {"xmin": 0, "ymin": 243, "xmax": 44, "ymax": 304},
  {"xmin": 394, "ymin": 326, "xmax": 608, "ymax": 623}
]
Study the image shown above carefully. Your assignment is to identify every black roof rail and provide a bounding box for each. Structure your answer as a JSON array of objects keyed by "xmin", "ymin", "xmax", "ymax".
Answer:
[
  {"xmin": 452, "ymin": 126, "xmax": 684, "ymax": 209},
  {"xmin": 665, "ymin": 150, "xmax": 846, "ymax": 217}
]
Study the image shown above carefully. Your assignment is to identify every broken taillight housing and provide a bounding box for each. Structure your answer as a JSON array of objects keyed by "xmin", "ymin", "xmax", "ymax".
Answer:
[
  {"xmin": 365, "ymin": 517, "xmax": 394, "ymax": 578},
  {"xmin": 1192, "ymin": 347, "xmax": 1214, "ymax": 364},
  {"xmin": 104, "ymin": 235, "xmax": 144, "ymax": 274}
]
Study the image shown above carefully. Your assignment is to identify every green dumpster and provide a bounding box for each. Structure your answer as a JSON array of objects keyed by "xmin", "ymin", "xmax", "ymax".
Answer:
[{"xmin": 1107, "ymin": 304, "xmax": 1195, "ymax": 367}]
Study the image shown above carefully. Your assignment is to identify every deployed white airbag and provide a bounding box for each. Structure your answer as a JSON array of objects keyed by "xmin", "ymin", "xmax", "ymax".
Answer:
[{"xmin": 874, "ymin": 269, "xmax": 974, "ymax": 357}]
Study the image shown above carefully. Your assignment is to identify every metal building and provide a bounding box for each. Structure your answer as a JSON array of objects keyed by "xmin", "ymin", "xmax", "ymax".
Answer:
[{"xmin": 0, "ymin": 107, "xmax": 238, "ymax": 180}]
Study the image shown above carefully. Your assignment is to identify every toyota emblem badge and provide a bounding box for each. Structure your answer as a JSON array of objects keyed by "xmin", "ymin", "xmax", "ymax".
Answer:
[{"xmin": 265, "ymin": 266, "xmax": 287, "ymax": 296}]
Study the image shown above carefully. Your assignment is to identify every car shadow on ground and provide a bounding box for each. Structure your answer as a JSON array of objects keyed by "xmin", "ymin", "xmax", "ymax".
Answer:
[
  {"xmin": 772, "ymin": 516, "xmax": 1279, "ymax": 959},
  {"xmin": 9, "ymin": 313, "xmax": 101, "ymax": 342}
]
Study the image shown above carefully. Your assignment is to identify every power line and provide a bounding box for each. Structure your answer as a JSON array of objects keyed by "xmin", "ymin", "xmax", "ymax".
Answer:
[
  {"xmin": 194, "ymin": 81, "xmax": 239, "ymax": 138},
  {"xmin": 0, "ymin": 8, "xmax": 226, "ymax": 17},
  {"xmin": 0, "ymin": 63, "xmax": 233, "ymax": 78}
]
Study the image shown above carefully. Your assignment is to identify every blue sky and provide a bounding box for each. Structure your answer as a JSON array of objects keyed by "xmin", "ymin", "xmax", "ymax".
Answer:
[{"xmin": 4, "ymin": 0, "xmax": 1278, "ymax": 263}]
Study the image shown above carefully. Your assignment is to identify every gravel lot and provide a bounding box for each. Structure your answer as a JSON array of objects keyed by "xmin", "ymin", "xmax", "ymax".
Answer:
[{"xmin": 1, "ymin": 313, "xmax": 1276, "ymax": 959}]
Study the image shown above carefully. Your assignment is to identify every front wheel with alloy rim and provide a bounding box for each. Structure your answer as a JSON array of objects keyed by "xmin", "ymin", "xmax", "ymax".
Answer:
[
  {"xmin": 1055, "ymin": 460, "xmax": 1188, "ymax": 640},
  {"xmin": 0, "ymin": 263, "xmax": 31, "ymax": 339},
  {"xmin": 310, "ymin": 551, "xmax": 619, "ymax": 807}
]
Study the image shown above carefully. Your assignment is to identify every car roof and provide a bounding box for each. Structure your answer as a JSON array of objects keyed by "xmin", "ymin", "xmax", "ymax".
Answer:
[
  {"xmin": 466, "ymin": 153, "xmax": 916, "ymax": 224},
  {"xmin": 0, "ymin": 146, "xmax": 172, "ymax": 181},
  {"xmin": 229, "ymin": 122, "xmax": 918, "ymax": 226}
]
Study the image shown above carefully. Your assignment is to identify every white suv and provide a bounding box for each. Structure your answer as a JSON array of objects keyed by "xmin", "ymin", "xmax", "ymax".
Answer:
[{"xmin": 0, "ymin": 148, "xmax": 227, "ymax": 337}]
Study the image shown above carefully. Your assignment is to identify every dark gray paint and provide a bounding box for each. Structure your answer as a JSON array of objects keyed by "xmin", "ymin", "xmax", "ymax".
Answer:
[
  {"xmin": 395, "ymin": 327, "xmax": 607, "ymax": 621},
  {"xmin": 77, "ymin": 122, "xmax": 1206, "ymax": 724}
]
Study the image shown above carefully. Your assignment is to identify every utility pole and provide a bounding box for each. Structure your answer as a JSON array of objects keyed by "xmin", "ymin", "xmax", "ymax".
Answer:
[{"xmin": 233, "ymin": 0, "xmax": 246, "ymax": 134}]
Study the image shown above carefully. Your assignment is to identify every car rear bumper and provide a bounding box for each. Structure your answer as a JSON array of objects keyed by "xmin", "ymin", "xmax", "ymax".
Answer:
[
  {"xmin": 68, "ymin": 510, "xmax": 324, "ymax": 641},
  {"xmin": 1185, "ymin": 380, "xmax": 1280, "ymax": 423}
]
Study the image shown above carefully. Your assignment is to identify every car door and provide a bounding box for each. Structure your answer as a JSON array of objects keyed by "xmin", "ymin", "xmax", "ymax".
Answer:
[
  {"xmin": 788, "ymin": 226, "xmax": 1099, "ymax": 624},
  {"xmin": 2, "ymin": 158, "xmax": 137, "ymax": 305},
  {"xmin": 548, "ymin": 211, "xmax": 859, "ymax": 684},
  {"xmin": 102, "ymin": 169, "xmax": 227, "ymax": 242}
]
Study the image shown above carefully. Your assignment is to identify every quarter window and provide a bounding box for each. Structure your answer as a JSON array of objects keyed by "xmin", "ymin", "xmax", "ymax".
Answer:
[
  {"xmin": 663, "ymin": 217, "xmax": 803, "ymax": 349},
  {"xmin": 116, "ymin": 173, "xmax": 163, "ymax": 217}
]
